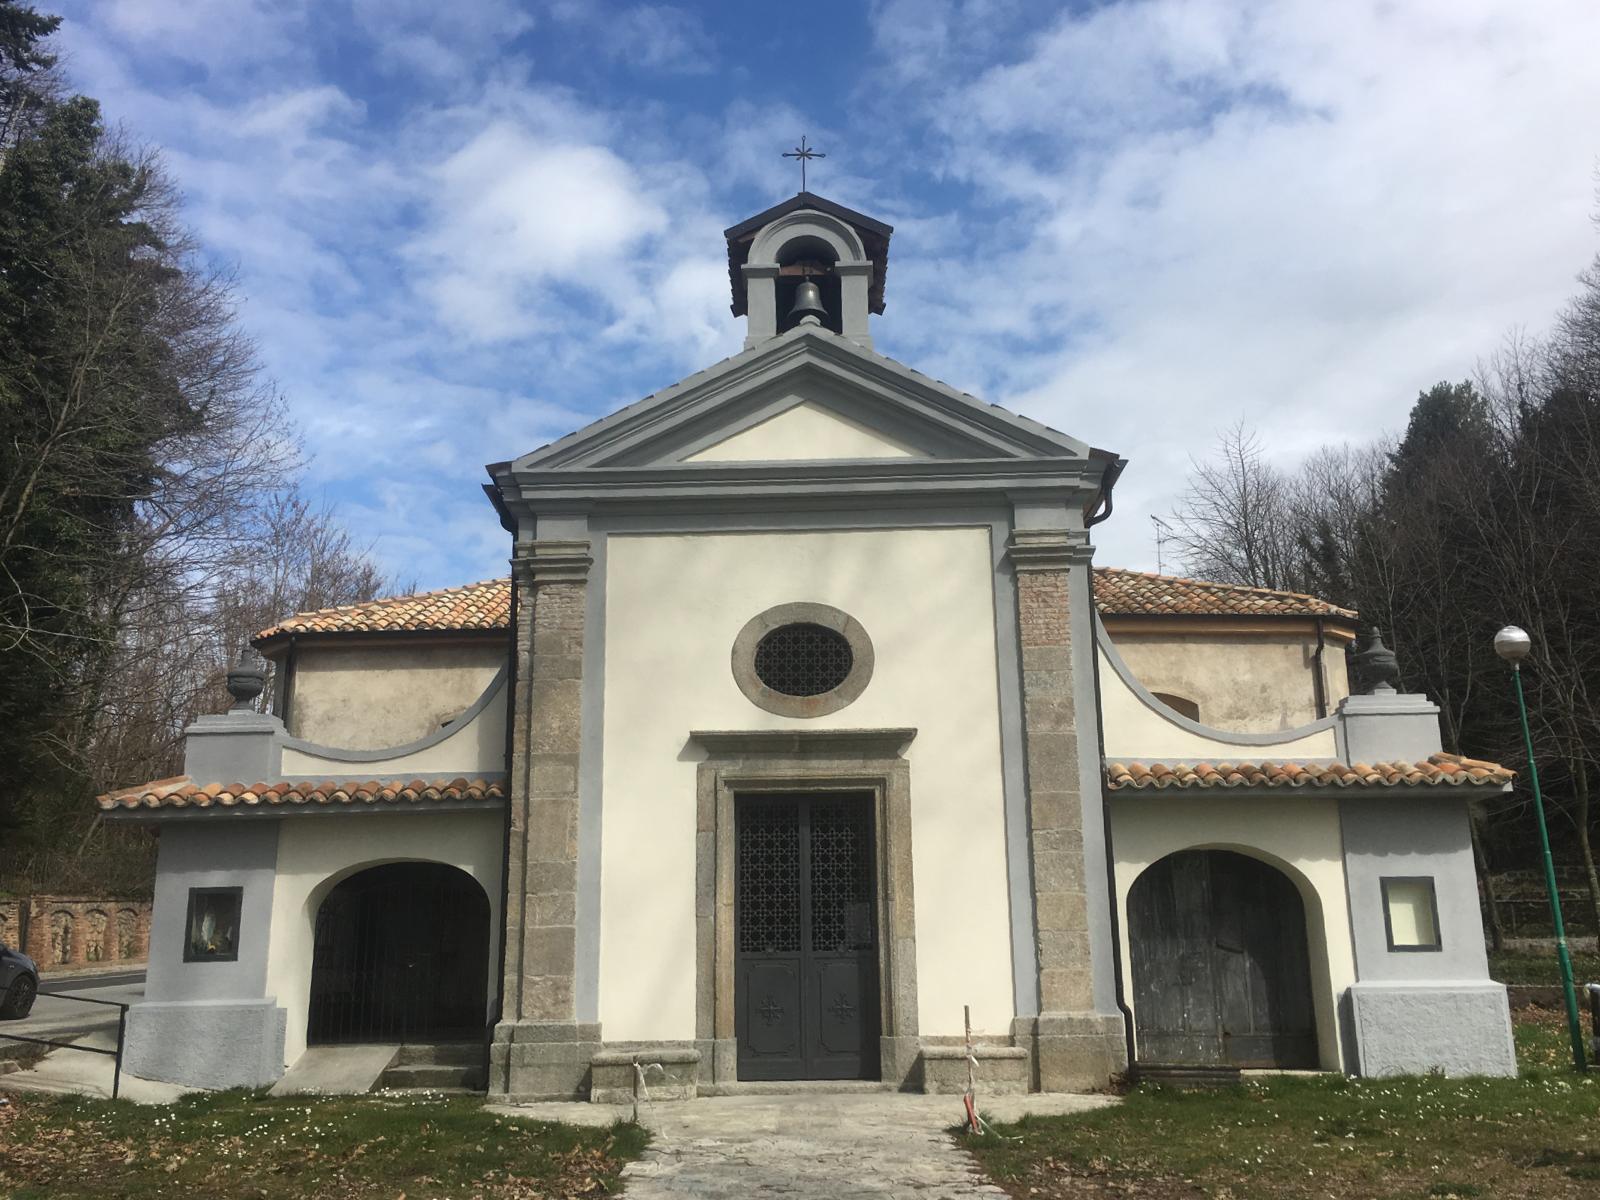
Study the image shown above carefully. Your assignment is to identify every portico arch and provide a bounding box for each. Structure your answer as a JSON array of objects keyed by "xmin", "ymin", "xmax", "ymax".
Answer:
[
  {"xmin": 1128, "ymin": 849, "xmax": 1317, "ymax": 1068},
  {"xmin": 307, "ymin": 861, "xmax": 490, "ymax": 1044}
]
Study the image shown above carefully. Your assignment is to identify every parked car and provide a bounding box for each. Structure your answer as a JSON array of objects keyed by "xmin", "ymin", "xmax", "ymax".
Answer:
[{"xmin": 0, "ymin": 943, "xmax": 38, "ymax": 1019}]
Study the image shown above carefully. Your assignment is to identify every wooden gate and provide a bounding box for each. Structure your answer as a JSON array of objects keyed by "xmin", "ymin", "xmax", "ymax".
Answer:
[
  {"xmin": 734, "ymin": 794, "xmax": 880, "ymax": 1080},
  {"xmin": 1128, "ymin": 849, "xmax": 1318, "ymax": 1068}
]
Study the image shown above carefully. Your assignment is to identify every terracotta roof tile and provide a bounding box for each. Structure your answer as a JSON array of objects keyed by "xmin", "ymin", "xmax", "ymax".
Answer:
[
  {"xmin": 1092, "ymin": 567, "xmax": 1357, "ymax": 621},
  {"xmin": 98, "ymin": 775, "xmax": 507, "ymax": 812},
  {"xmin": 1105, "ymin": 753, "xmax": 1512, "ymax": 792},
  {"xmin": 255, "ymin": 569, "xmax": 1352, "ymax": 643},
  {"xmin": 254, "ymin": 579, "xmax": 511, "ymax": 643}
]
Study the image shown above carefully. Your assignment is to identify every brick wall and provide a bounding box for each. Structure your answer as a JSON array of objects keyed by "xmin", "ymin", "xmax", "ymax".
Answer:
[{"xmin": 0, "ymin": 897, "xmax": 151, "ymax": 969}]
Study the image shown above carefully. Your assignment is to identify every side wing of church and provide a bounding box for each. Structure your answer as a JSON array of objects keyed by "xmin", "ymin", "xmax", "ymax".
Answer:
[{"xmin": 98, "ymin": 194, "xmax": 1519, "ymax": 1097}]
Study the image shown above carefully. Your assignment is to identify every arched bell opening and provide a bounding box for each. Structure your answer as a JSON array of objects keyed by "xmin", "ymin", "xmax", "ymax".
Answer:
[
  {"xmin": 1128, "ymin": 849, "xmax": 1318, "ymax": 1069},
  {"xmin": 775, "ymin": 234, "xmax": 842, "ymax": 335},
  {"xmin": 307, "ymin": 862, "xmax": 490, "ymax": 1045}
]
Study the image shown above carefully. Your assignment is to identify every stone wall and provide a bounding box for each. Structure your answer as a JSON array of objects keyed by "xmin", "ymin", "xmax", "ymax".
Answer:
[{"xmin": 0, "ymin": 896, "xmax": 152, "ymax": 969}]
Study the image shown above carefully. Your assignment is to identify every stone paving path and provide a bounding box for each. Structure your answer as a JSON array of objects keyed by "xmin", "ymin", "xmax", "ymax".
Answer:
[{"xmin": 496, "ymin": 1090, "xmax": 1116, "ymax": 1198}]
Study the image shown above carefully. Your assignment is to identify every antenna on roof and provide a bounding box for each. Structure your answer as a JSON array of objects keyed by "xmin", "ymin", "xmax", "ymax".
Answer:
[{"xmin": 1150, "ymin": 515, "xmax": 1173, "ymax": 575}]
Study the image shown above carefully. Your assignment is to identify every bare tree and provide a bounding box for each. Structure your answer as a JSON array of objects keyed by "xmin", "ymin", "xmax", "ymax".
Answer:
[{"xmin": 1169, "ymin": 422, "xmax": 1302, "ymax": 589}]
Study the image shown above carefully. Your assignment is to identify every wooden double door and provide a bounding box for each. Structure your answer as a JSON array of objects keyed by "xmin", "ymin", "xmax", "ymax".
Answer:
[
  {"xmin": 1129, "ymin": 850, "xmax": 1318, "ymax": 1069},
  {"xmin": 735, "ymin": 793, "xmax": 880, "ymax": 1080}
]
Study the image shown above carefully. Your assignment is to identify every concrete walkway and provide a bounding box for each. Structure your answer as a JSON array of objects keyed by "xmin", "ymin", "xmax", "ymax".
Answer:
[
  {"xmin": 495, "ymin": 1090, "xmax": 1116, "ymax": 1198},
  {"xmin": 0, "ymin": 1028, "xmax": 190, "ymax": 1104}
]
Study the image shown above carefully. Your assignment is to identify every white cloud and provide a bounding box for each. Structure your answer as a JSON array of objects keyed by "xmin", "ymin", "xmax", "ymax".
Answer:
[{"xmin": 871, "ymin": 0, "xmax": 1600, "ymax": 569}]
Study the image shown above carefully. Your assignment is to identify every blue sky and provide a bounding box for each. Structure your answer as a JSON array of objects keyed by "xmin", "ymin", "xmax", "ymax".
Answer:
[{"xmin": 49, "ymin": 0, "xmax": 1600, "ymax": 589}]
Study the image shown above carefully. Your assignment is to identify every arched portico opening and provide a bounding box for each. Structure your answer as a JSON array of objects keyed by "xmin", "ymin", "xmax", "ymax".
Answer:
[
  {"xmin": 1128, "ymin": 849, "xmax": 1317, "ymax": 1069},
  {"xmin": 307, "ymin": 862, "xmax": 490, "ymax": 1045}
]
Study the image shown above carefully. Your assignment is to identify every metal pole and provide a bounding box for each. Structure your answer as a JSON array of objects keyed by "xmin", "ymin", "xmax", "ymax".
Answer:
[
  {"xmin": 113, "ymin": 1003, "xmax": 127, "ymax": 1100},
  {"xmin": 1511, "ymin": 665, "xmax": 1588, "ymax": 1072}
]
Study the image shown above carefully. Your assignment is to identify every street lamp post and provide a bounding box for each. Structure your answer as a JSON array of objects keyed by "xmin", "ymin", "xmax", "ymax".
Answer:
[{"xmin": 1494, "ymin": 624, "xmax": 1588, "ymax": 1073}]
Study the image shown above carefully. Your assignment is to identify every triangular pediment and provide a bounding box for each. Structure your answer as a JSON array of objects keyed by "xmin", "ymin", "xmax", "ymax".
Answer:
[
  {"xmin": 509, "ymin": 327, "xmax": 1090, "ymax": 472},
  {"xmin": 684, "ymin": 401, "xmax": 926, "ymax": 462}
]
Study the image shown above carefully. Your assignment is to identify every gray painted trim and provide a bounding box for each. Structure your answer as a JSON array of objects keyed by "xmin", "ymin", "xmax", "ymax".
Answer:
[
  {"xmin": 502, "ymin": 458, "xmax": 1099, "ymax": 511},
  {"xmin": 575, "ymin": 526, "xmax": 608, "ymax": 1024},
  {"xmin": 279, "ymin": 664, "xmax": 508, "ymax": 763},
  {"xmin": 988, "ymin": 519, "xmax": 1038, "ymax": 1019},
  {"xmin": 1095, "ymin": 617, "xmax": 1339, "ymax": 747},
  {"xmin": 510, "ymin": 327, "xmax": 1091, "ymax": 473},
  {"xmin": 104, "ymin": 797, "xmax": 509, "ymax": 823},
  {"xmin": 730, "ymin": 602, "xmax": 875, "ymax": 718}
]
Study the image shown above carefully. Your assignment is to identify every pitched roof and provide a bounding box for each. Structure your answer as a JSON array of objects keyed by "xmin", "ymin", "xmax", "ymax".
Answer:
[
  {"xmin": 1105, "ymin": 753, "xmax": 1512, "ymax": 792},
  {"xmin": 254, "ymin": 568, "xmax": 1355, "ymax": 646},
  {"xmin": 1091, "ymin": 567, "xmax": 1358, "ymax": 621},
  {"xmin": 98, "ymin": 775, "xmax": 507, "ymax": 813},
  {"xmin": 254, "ymin": 579, "xmax": 511, "ymax": 644}
]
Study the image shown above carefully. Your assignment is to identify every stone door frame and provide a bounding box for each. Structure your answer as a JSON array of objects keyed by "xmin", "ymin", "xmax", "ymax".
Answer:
[{"xmin": 689, "ymin": 729, "xmax": 920, "ymax": 1087}]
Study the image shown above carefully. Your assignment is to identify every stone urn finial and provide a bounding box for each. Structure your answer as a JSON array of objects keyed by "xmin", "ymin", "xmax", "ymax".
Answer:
[
  {"xmin": 1353, "ymin": 627, "xmax": 1400, "ymax": 695},
  {"xmin": 225, "ymin": 648, "xmax": 266, "ymax": 712}
]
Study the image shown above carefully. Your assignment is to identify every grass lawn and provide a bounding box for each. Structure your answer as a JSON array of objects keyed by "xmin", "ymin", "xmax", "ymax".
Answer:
[
  {"xmin": 0, "ymin": 1089, "xmax": 645, "ymax": 1199},
  {"xmin": 1490, "ymin": 948, "xmax": 1600, "ymax": 987},
  {"xmin": 965, "ymin": 1007, "xmax": 1600, "ymax": 1199}
]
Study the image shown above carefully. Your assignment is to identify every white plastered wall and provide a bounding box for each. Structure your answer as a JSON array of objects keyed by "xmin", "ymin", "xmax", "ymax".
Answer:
[
  {"xmin": 1098, "ymin": 647, "xmax": 1337, "ymax": 761},
  {"xmin": 1110, "ymin": 796, "xmax": 1356, "ymax": 1069},
  {"xmin": 265, "ymin": 810, "xmax": 504, "ymax": 1065},
  {"xmin": 600, "ymin": 526, "xmax": 1013, "ymax": 1041},
  {"xmin": 684, "ymin": 400, "xmax": 925, "ymax": 462}
]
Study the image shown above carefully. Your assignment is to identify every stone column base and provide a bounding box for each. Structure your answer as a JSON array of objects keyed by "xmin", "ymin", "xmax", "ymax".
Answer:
[
  {"xmin": 488, "ymin": 1020, "xmax": 602, "ymax": 1100},
  {"xmin": 1019, "ymin": 1011, "xmax": 1128, "ymax": 1092}
]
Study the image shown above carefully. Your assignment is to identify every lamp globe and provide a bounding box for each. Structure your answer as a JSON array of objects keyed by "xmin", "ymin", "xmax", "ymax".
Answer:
[{"xmin": 1494, "ymin": 625, "xmax": 1532, "ymax": 664}]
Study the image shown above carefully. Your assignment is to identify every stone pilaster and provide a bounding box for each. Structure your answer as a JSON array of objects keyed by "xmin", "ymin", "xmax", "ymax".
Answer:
[
  {"xmin": 491, "ymin": 539, "xmax": 600, "ymax": 1099},
  {"xmin": 1008, "ymin": 529, "xmax": 1127, "ymax": 1091}
]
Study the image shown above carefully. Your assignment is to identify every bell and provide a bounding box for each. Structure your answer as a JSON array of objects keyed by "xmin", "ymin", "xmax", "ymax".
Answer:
[{"xmin": 787, "ymin": 279, "xmax": 828, "ymax": 325}]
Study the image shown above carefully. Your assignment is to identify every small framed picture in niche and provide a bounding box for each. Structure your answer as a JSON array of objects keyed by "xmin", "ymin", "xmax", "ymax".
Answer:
[
  {"xmin": 1381, "ymin": 876, "xmax": 1441, "ymax": 952},
  {"xmin": 184, "ymin": 887, "xmax": 243, "ymax": 962}
]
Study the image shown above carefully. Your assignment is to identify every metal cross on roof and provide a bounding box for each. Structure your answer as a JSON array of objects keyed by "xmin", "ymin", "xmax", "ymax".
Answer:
[{"xmin": 782, "ymin": 135, "xmax": 825, "ymax": 191}]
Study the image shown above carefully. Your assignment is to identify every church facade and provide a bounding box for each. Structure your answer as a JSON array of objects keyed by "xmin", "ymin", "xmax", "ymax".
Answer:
[{"xmin": 101, "ymin": 194, "xmax": 1520, "ymax": 1098}]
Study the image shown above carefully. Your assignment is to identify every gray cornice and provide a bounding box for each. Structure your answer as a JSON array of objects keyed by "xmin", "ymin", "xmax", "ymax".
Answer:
[
  {"xmin": 500, "ymin": 457, "xmax": 1101, "ymax": 511},
  {"xmin": 511, "ymin": 539, "xmax": 592, "ymax": 584},
  {"xmin": 689, "ymin": 728, "xmax": 917, "ymax": 758}
]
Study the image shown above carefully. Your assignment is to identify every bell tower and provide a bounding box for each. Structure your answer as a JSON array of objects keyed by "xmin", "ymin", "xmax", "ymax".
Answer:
[{"xmin": 723, "ymin": 192, "xmax": 892, "ymax": 350}]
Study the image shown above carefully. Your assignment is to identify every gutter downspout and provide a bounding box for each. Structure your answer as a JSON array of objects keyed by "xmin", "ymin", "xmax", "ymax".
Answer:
[
  {"xmin": 1082, "ymin": 456, "xmax": 1137, "ymax": 1068},
  {"xmin": 1090, "ymin": 620, "xmax": 1137, "ymax": 1071},
  {"xmin": 280, "ymin": 634, "xmax": 299, "ymax": 731},
  {"xmin": 1312, "ymin": 617, "xmax": 1328, "ymax": 721},
  {"xmin": 493, "ymin": 565, "xmax": 519, "ymax": 1051}
]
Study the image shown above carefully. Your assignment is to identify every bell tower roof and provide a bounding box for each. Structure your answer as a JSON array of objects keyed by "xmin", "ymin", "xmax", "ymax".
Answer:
[{"xmin": 724, "ymin": 191, "xmax": 893, "ymax": 318}]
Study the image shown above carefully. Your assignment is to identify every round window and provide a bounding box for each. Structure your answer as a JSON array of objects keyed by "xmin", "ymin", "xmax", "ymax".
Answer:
[
  {"xmin": 732, "ymin": 603, "xmax": 874, "ymax": 718},
  {"xmin": 754, "ymin": 623, "xmax": 854, "ymax": 697}
]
